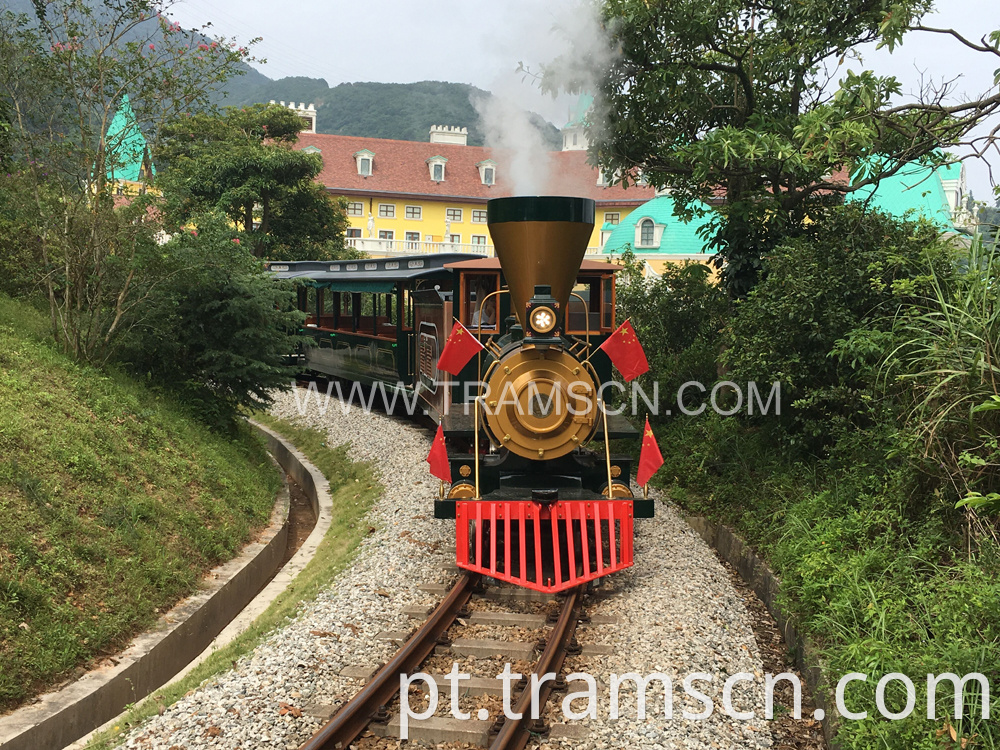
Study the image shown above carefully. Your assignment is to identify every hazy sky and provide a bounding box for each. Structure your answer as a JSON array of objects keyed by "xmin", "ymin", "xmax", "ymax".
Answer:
[{"xmin": 165, "ymin": 0, "xmax": 1000, "ymax": 201}]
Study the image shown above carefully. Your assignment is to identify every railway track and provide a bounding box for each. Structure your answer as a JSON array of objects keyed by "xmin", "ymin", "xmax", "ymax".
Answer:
[{"xmin": 299, "ymin": 573, "xmax": 587, "ymax": 750}]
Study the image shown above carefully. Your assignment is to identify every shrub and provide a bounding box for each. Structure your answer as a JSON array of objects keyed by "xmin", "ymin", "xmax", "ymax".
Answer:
[
  {"xmin": 882, "ymin": 238, "xmax": 1000, "ymax": 527},
  {"xmin": 724, "ymin": 204, "xmax": 953, "ymax": 450},
  {"xmin": 115, "ymin": 213, "xmax": 302, "ymax": 428},
  {"xmin": 615, "ymin": 249, "xmax": 730, "ymax": 421}
]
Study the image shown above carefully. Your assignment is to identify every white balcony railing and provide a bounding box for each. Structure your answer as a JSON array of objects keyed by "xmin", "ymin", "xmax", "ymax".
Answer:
[{"xmin": 346, "ymin": 237, "xmax": 606, "ymax": 257}]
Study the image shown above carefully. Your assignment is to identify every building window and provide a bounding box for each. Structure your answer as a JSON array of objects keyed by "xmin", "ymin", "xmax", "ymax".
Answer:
[
  {"xmin": 405, "ymin": 231, "xmax": 420, "ymax": 249},
  {"xmin": 347, "ymin": 202, "xmax": 364, "ymax": 216},
  {"xmin": 605, "ymin": 212, "xmax": 620, "ymax": 225},
  {"xmin": 471, "ymin": 235, "xmax": 487, "ymax": 245},
  {"xmin": 446, "ymin": 208, "xmax": 463, "ymax": 222},
  {"xmin": 378, "ymin": 203, "xmax": 395, "ymax": 218},
  {"xmin": 572, "ymin": 133, "xmax": 578, "ymax": 146},
  {"xmin": 449, "ymin": 234, "xmax": 461, "ymax": 244},
  {"xmin": 378, "ymin": 230, "xmax": 394, "ymax": 240},
  {"xmin": 346, "ymin": 228, "xmax": 361, "ymax": 238},
  {"xmin": 427, "ymin": 155, "xmax": 448, "ymax": 182},
  {"xmin": 353, "ymin": 149, "xmax": 375, "ymax": 176},
  {"xmin": 476, "ymin": 159, "xmax": 497, "ymax": 186},
  {"xmin": 405, "ymin": 205, "xmax": 422, "ymax": 220},
  {"xmin": 639, "ymin": 219, "xmax": 654, "ymax": 246},
  {"xmin": 472, "ymin": 209, "xmax": 487, "ymax": 223}
]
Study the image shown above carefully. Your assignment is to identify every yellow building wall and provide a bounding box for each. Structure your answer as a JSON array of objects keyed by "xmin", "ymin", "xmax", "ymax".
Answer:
[
  {"xmin": 342, "ymin": 197, "xmax": 491, "ymax": 245},
  {"xmin": 341, "ymin": 197, "xmax": 643, "ymax": 250}
]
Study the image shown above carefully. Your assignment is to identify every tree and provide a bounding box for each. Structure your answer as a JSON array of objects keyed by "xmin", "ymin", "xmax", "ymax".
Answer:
[
  {"xmin": 157, "ymin": 103, "xmax": 350, "ymax": 260},
  {"xmin": 116, "ymin": 212, "xmax": 302, "ymax": 427},
  {"xmin": 547, "ymin": 0, "xmax": 1000, "ymax": 295},
  {"xmin": 0, "ymin": 0, "xmax": 254, "ymax": 361}
]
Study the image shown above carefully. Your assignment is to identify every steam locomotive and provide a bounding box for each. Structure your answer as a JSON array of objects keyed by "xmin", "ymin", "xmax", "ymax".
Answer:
[{"xmin": 270, "ymin": 195, "xmax": 652, "ymax": 593}]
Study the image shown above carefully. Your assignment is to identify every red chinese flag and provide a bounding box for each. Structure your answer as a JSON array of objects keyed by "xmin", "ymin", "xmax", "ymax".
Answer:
[
  {"xmin": 636, "ymin": 417, "xmax": 664, "ymax": 487},
  {"xmin": 437, "ymin": 321, "xmax": 485, "ymax": 376},
  {"xmin": 598, "ymin": 320, "xmax": 649, "ymax": 382},
  {"xmin": 426, "ymin": 423, "xmax": 450, "ymax": 482}
]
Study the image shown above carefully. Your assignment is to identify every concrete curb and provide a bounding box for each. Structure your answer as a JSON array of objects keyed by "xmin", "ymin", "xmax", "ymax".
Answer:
[
  {"xmin": 0, "ymin": 421, "xmax": 331, "ymax": 750},
  {"xmin": 684, "ymin": 516, "xmax": 842, "ymax": 750}
]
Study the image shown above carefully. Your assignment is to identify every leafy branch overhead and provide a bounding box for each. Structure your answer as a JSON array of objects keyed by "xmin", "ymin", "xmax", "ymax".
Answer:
[
  {"xmin": 545, "ymin": 0, "xmax": 1000, "ymax": 294},
  {"xmin": 157, "ymin": 103, "xmax": 350, "ymax": 261}
]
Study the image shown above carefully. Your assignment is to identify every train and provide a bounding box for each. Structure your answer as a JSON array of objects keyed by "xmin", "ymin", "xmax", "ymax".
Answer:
[{"xmin": 268, "ymin": 195, "xmax": 653, "ymax": 592}]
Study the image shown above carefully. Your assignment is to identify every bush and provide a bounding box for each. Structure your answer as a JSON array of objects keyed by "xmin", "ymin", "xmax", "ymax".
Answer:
[
  {"xmin": 615, "ymin": 250, "xmax": 729, "ymax": 421},
  {"xmin": 880, "ymin": 238, "xmax": 1000, "ymax": 527},
  {"xmin": 724, "ymin": 204, "xmax": 954, "ymax": 450},
  {"xmin": 115, "ymin": 213, "xmax": 302, "ymax": 428}
]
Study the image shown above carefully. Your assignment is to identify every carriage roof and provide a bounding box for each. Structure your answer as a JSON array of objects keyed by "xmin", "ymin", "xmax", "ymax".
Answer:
[{"xmin": 265, "ymin": 254, "xmax": 482, "ymax": 292}]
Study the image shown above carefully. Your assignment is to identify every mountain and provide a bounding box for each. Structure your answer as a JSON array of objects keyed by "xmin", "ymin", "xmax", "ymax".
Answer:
[
  {"xmin": 1, "ymin": 0, "xmax": 561, "ymax": 149},
  {"xmin": 218, "ymin": 78, "xmax": 562, "ymax": 149}
]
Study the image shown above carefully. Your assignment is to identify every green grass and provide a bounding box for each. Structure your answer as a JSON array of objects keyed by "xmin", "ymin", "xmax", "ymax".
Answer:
[
  {"xmin": 84, "ymin": 413, "xmax": 380, "ymax": 750},
  {"xmin": 0, "ymin": 295, "xmax": 281, "ymax": 711}
]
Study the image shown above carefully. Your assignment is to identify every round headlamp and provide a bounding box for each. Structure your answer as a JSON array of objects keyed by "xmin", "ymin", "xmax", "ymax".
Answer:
[{"xmin": 529, "ymin": 306, "xmax": 556, "ymax": 334}]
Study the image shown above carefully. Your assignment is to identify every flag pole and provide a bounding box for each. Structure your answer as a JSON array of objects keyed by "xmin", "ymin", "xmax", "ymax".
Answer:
[
  {"xmin": 600, "ymin": 399, "xmax": 614, "ymax": 498},
  {"xmin": 474, "ymin": 394, "xmax": 481, "ymax": 500}
]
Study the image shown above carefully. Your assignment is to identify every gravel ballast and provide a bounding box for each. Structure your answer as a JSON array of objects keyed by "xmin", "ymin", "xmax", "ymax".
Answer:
[{"xmin": 111, "ymin": 388, "xmax": 777, "ymax": 750}]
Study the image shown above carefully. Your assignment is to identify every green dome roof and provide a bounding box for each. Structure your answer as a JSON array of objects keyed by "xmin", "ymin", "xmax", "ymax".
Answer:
[
  {"xmin": 847, "ymin": 160, "xmax": 954, "ymax": 228},
  {"xmin": 603, "ymin": 194, "xmax": 717, "ymax": 255}
]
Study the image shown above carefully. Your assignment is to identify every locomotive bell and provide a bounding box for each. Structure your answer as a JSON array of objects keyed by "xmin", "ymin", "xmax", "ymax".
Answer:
[{"xmin": 487, "ymin": 196, "xmax": 596, "ymax": 331}]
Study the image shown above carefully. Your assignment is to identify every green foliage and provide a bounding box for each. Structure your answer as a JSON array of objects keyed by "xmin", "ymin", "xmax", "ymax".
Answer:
[
  {"xmin": 0, "ymin": 294, "xmax": 280, "ymax": 711},
  {"xmin": 724, "ymin": 204, "xmax": 952, "ymax": 448},
  {"xmin": 628, "ymin": 200, "xmax": 1000, "ymax": 748},
  {"xmin": 157, "ymin": 103, "xmax": 349, "ymax": 260},
  {"xmin": 0, "ymin": 0, "xmax": 254, "ymax": 361},
  {"xmin": 615, "ymin": 249, "xmax": 729, "ymax": 420},
  {"xmin": 882, "ymin": 239, "xmax": 1000, "ymax": 521},
  {"xmin": 554, "ymin": 0, "xmax": 1000, "ymax": 294},
  {"xmin": 115, "ymin": 213, "xmax": 303, "ymax": 427}
]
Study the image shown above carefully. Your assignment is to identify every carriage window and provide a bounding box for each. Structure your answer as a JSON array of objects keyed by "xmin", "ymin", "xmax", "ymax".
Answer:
[
  {"xmin": 603, "ymin": 276, "xmax": 614, "ymax": 330},
  {"xmin": 304, "ymin": 286, "xmax": 321, "ymax": 326},
  {"xmin": 400, "ymin": 287, "xmax": 414, "ymax": 330},
  {"xmin": 464, "ymin": 273, "xmax": 499, "ymax": 330},
  {"xmin": 567, "ymin": 278, "xmax": 601, "ymax": 333}
]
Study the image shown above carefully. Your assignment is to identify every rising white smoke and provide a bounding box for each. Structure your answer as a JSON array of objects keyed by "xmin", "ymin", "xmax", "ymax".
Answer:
[
  {"xmin": 472, "ymin": 0, "xmax": 617, "ymax": 196},
  {"xmin": 472, "ymin": 93, "xmax": 551, "ymax": 196}
]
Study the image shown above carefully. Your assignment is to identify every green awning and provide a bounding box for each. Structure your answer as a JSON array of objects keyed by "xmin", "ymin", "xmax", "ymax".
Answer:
[{"xmin": 306, "ymin": 280, "xmax": 397, "ymax": 293}]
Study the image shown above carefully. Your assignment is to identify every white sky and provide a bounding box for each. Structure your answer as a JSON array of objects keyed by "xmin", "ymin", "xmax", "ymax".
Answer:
[{"xmin": 164, "ymin": 0, "xmax": 1000, "ymax": 201}]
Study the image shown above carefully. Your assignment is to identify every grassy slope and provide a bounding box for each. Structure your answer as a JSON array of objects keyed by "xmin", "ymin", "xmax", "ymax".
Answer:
[
  {"xmin": 0, "ymin": 295, "xmax": 281, "ymax": 712},
  {"xmin": 85, "ymin": 413, "xmax": 380, "ymax": 750}
]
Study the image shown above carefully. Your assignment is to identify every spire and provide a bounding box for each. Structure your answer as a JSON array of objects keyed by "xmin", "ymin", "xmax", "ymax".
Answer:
[{"xmin": 105, "ymin": 94, "xmax": 155, "ymax": 184}]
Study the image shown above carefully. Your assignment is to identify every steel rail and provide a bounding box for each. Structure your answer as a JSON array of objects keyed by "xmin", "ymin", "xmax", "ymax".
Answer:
[
  {"xmin": 489, "ymin": 586, "xmax": 583, "ymax": 750},
  {"xmin": 298, "ymin": 572, "xmax": 479, "ymax": 750}
]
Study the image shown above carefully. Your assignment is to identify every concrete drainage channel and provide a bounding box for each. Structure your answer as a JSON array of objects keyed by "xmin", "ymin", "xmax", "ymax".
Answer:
[{"xmin": 0, "ymin": 420, "xmax": 332, "ymax": 750}]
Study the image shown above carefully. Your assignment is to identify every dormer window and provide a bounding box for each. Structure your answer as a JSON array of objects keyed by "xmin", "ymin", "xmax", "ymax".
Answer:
[
  {"xmin": 477, "ymin": 159, "xmax": 497, "ymax": 186},
  {"xmin": 301, "ymin": 145, "xmax": 321, "ymax": 155},
  {"xmin": 427, "ymin": 155, "xmax": 448, "ymax": 182},
  {"xmin": 353, "ymin": 149, "xmax": 374, "ymax": 177}
]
